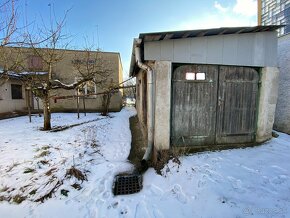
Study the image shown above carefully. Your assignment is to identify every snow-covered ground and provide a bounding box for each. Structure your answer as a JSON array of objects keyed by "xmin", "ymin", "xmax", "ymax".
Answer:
[{"xmin": 0, "ymin": 108, "xmax": 289, "ymax": 218}]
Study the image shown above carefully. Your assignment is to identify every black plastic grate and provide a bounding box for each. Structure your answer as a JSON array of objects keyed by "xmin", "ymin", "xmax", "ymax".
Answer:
[{"xmin": 113, "ymin": 174, "xmax": 142, "ymax": 195}]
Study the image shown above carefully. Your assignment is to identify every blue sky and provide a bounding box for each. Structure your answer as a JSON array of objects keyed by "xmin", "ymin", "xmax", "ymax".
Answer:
[{"xmin": 15, "ymin": 0, "xmax": 257, "ymax": 78}]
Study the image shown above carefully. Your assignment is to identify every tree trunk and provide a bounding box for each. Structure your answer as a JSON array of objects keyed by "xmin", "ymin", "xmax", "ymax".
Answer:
[
  {"xmin": 102, "ymin": 92, "xmax": 111, "ymax": 116},
  {"xmin": 43, "ymin": 93, "xmax": 51, "ymax": 130}
]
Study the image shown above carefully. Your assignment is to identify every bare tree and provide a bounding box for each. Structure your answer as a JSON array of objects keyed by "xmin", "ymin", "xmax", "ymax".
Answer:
[
  {"xmin": 0, "ymin": 2, "xmax": 112, "ymax": 129},
  {"xmin": 0, "ymin": 0, "xmax": 17, "ymax": 46},
  {"xmin": 0, "ymin": 0, "xmax": 25, "ymax": 77},
  {"xmin": 72, "ymin": 48, "xmax": 113, "ymax": 116},
  {"xmin": 29, "ymin": 21, "xmax": 113, "ymax": 130},
  {"xmin": 123, "ymin": 78, "xmax": 136, "ymax": 99}
]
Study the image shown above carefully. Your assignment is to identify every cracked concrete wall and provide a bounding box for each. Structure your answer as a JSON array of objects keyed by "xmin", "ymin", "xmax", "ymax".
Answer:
[
  {"xmin": 256, "ymin": 67, "xmax": 280, "ymax": 142},
  {"xmin": 274, "ymin": 34, "xmax": 290, "ymax": 134}
]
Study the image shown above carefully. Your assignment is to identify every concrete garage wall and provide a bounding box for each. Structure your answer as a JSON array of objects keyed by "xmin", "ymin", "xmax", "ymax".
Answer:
[
  {"xmin": 274, "ymin": 34, "xmax": 290, "ymax": 134},
  {"xmin": 144, "ymin": 32, "xmax": 277, "ymax": 68},
  {"xmin": 153, "ymin": 61, "xmax": 171, "ymax": 150},
  {"xmin": 135, "ymin": 70, "xmax": 146, "ymax": 129},
  {"xmin": 256, "ymin": 67, "xmax": 280, "ymax": 142}
]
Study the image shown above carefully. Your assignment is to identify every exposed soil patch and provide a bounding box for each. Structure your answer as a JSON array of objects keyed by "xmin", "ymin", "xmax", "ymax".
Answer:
[
  {"xmin": 128, "ymin": 115, "xmax": 147, "ymax": 172},
  {"xmin": 49, "ymin": 118, "xmax": 104, "ymax": 132}
]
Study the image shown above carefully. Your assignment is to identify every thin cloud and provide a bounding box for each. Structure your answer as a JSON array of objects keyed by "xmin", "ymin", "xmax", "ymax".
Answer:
[
  {"xmin": 178, "ymin": 13, "xmax": 257, "ymax": 30},
  {"xmin": 233, "ymin": 0, "xmax": 257, "ymax": 17},
  {"xmin": 214, "ymin": 1, "xmax": 229, "ymax": 13}
]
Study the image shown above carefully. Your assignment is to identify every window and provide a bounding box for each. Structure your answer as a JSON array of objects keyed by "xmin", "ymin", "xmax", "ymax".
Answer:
[
  {"xmin": 76, "ymin": 77, "xmax": 97, "ymax": 98},
  {"xmin": 82, "ymin": 80, "xmax": 97, "ymax": 95},
  {"xmin": 11, "ymin": 84, "xmax": 22, "ymax": 99},
  {"xmin": 196, "ymin": 72, "xmax": 206, "ymax": 80},
  {"xmin": 28, "ymin": 56, "xmax": 43, "ymax": 70},
  {"xmin": 185, "ymin": 72, "xmax": 206, "ymax": 81},
  {"xmin": 186, "ymin": 72, "xmax": 195, "ymax": 80}
]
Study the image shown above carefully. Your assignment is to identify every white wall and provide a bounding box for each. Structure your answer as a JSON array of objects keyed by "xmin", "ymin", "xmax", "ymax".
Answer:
[
  {"xmin": 0, "ymin": 79, "xmax": 27, "ymax": 113},
  {"xmin": 144, "ymin": 32, "xmax": 277, "ymax": 67}
]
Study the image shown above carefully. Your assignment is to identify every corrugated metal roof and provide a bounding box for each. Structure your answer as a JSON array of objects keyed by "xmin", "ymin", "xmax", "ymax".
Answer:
[{"xmin": 139, "ymin": 25, "xmax": 283, "ymax": 42}]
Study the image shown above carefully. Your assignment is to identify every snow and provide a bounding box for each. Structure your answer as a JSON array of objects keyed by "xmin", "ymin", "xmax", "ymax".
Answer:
[{"xmin": 0, "ymin": 108, "xmax": 290, "ymax": 218}]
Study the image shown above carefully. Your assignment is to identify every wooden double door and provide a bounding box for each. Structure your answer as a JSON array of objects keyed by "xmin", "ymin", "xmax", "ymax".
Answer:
[{"xmin": 171, "ymin": 64, "xmax": 259, "ymax": 146}]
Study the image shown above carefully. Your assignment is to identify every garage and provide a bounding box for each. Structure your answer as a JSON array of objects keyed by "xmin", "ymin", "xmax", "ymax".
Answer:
[
  {"xmin": 171, "ymin": 64, "xmax": 259, "ymax": 146},
  {"xmin": 130, "ymin": 26, "xmax": 280, "ymax": 161}
]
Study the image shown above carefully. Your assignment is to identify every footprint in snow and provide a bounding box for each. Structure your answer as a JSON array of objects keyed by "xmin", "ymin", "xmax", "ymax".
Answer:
[
  {"xmin": 270, "ymin": 175, "xmax": 288, "ymax": 185},
  {"xmin": 162, "ymin": 184, "xmax": 188, "ymax": 204},
  {"xmin": 197, "ymin": 175, "xmax": 207, "ymax": 188},
  {"xmin": 107, "ymin": 163, "xmax": 114, "ymax": 168},
  {"xmin": 102, "ymin": 191, "xmax": 110, "ymax": 199},
  {"xmin": 119, "ymin": 206, "xmax": 130, "ymax": 217},
  {"xmin": 148, "ymin": 184, "xmax": 163, "ymax": 196},
  {"xmin": 134, "ymin": 201, "xmax": 150, "ymax": 218},
  {"xmin": 152, "ymin": 205, "xmax": 164, "ymax": 218},
  {"xmin": 96, "ymin": 179, "xmax": 106, "ymax": 193},
  {"xmin": 227, "ymin": 176, "xmax": 246, "ymax": 194}
]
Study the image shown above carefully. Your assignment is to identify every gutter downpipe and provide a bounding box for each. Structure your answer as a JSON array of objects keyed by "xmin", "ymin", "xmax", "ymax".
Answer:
[{"xmin": 134, "ymin": 38, "xmax": 154, "ymax": 167}]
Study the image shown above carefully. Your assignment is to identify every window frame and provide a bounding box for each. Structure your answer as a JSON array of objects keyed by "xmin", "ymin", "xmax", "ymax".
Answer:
[{"xmin": 11, "ymin": 84, "xmax": 23, "ymax": 100}]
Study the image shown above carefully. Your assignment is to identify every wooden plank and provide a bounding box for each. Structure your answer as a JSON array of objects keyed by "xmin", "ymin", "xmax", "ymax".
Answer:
[
  {"xmin": 171, "ymin": 64, "xmax": 218, "ymax": 146},
  {"xmin": 216, "ymin": 66, "xmax": 259, "ymax": 144}
]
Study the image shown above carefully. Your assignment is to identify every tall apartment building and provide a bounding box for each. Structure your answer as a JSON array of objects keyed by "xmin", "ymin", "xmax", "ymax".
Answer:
[
  {"xmin": 258, "ymin": 0, "xmax": 290, "ymax": 134},
  {"xmin": 258, "ymin": 0, "xmax": 290, "ymax": 36}
]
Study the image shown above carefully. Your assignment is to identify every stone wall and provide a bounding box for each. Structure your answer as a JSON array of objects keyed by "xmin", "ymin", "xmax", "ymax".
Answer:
[{"xmin": 274, "ymin": 34, "xmax": 290, "ymax": 134}]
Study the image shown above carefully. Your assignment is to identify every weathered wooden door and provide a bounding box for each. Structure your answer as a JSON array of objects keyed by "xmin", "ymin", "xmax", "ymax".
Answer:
[
  {"xmin": 171, "ymin": 64, "xmax": 259, "ymax": 147},
  {"xmin": 171, "ymin": 65, "xmax": 218, "ymax": 146},
  {"xmin": 216, "ymin": 66, "xmax": 259, "ymax": 144}
]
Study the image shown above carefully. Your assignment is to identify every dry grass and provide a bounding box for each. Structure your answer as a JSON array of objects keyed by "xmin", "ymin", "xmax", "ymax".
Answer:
[
  {"xmin": 65, "ymin": 166, "xmax": 87, "ymax": 181},
  {"xmin": 0, "ymin": 186, "xmax": 9, "ymax": 193},
  {"xmin": 45, "ymin": 167, "xmax": 57, "ymax": 176},
  {"xmin": 41, "ymin": 145, "xmax": 50, "ymax": 150},
  {"xmin": 153, "ymin": 147, "xmax": 189, "ymax": 175},
  {"xmin": 35, "ymin": 150, "xmax": 50, "ymax": 158},
  {"xmin": 90, "ymin": 140, "xmax": 100, "ymax": 148},
  {"xmin": 0, "ymin": 195, "xmax": 10, "ymax": 202},
  {"xmin": 12, "ymin": 195, "xmax": 26, "ymax": 204},
  {"xmin": 6, "ymin": 162, "xmax": 20, "ymax": 172},
  {"xmin": 60, "ymin": 189, "xmax": 69, "ymax": 197},
  {"xmin": 29, "ymin": 189, "xmax": 37, "ymax": 195},
  {"xmin": 38, "ymin": 160, "xmax": 49, "ymax": 165},
  {"xmin": 35, "ymin": 179, "xmax": 63, "ymax": 203},
  {"xmin": 23, "ymin": 168, "xmax": 35, "ymax": 174},
  {"xmin": 71, "ymin": 183, "xmax": 82, "ymax": 190}
]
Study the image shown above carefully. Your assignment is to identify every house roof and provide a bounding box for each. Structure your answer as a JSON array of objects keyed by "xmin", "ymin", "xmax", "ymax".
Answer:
[
  {"xmin": 0, "ymin": 70, "xmax": 48, "ymax": 80},
  {"xmin": 130, "ymin": 25, "xmax": 283, "ymax": 77}
]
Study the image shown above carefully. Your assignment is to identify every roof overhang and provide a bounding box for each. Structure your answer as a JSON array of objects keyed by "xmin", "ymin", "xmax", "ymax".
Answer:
[
  {"xmin": 129, "ymin": 25, "xmax": 283, "ymax": 77},
  {"xmin": 0, "ymin": 71, "xmax": 48, "ymax": 80},
  {"xmin": 139, "ymin": 25, "xmax": 283, "ymax": 42}
]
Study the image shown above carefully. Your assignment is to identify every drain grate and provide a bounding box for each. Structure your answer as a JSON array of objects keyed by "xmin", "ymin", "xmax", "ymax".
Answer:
[{"xmin": 113, "ymin": 174, "xmax": 142, "ymax": 195}]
